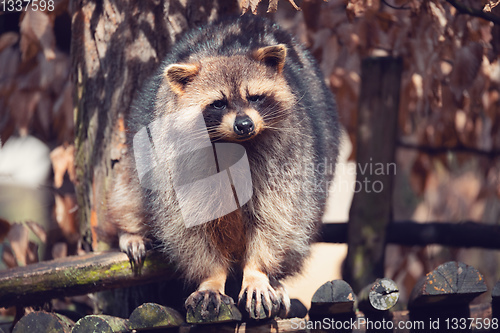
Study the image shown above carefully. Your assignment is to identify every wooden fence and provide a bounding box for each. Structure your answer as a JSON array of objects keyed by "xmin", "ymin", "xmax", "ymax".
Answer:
[{"xmin": 2, "ymin": 258, "xmax": 500, "ymax": 332}]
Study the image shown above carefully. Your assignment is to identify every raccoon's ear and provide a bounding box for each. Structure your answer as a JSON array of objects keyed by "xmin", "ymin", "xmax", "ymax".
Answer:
[
  {"xmin": 252, "ymin": 44, "xmax": 287, "ymax": 73},
  {"xmin": 164, "ymin": 63, "xmax": 200, "ymax": 94}
]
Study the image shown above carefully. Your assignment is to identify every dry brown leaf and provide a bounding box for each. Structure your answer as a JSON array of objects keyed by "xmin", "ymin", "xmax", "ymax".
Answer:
[
  {"xmin": 1, "ymin": 246, "xmax": 17, "ymax": 268},
  {"xmin": 0, "ymin": 218, "xmax": 11, "ymax": 242},
  {"xmin": 0, "ymin": 32, "xmax": 19, "ymax": 53},
  {"xmin": 483, "ymin": 0, "xmax": 500, "ymax": 12},
  {"xmin": 27, "ymin": 241, "xmax": 39, "ymax": 265},
  {"xmin": 410, "ymin": 154, "xmax": 432, "ymax": 195},
  {"xmin": 20, "ymin": 10, "xmax": 56, "ymax": 61},
  {"xmin": 16, "ymin": 62, "xmax": 42, "ymax": 90},
  {"xmin": 54, "ymin": 193, "xmax": 79, "ymax": 244},
  {"xmin": 267, "ymin": 0, "xmax": 279, "ymax": 12},
  {"xmin": 347, "ymin": 0, "xmax": 380, "ymax": 21},
  {"xmin": 8, "ymin": 90, "xmax": 41, "ymax": 137},
  {"xmin": 286, "ymin": 0, "xmax": 300, "ymax": 11},
  {"xmin": 7, "ymin": 223, "xmax": 30, "ymax": 266},
  {"xmin": 449, "ymin": 42, "xmax": 484, "ymax": 102},
  {"xmin": 50, "ymin": 145, "xmax": 76, "ymax": 188},
  {"xmin": 25, "ymin": 221, "xmax": 47, "ymax": 243},
  {"xmin": 241, "ymin": 0, "xmax": 300, "ymax": 14},
  {"xmin": 240, "ymin": 0, "xmax": 260, "ymax": 14},
  {"xmin": 428, "ymin": 1, "xmax": 447, "ymax": 29}
]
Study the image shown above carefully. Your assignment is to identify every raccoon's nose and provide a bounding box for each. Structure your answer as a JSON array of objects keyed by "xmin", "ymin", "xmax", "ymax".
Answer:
[{"xmin": 234, "ymin": 116, "xmax": 255, "ymax": 136}]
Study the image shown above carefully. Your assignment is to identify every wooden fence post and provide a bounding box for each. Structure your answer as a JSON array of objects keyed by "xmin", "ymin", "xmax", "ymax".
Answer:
[{"xmin": 343, "ymin": 56, "xmax": 402, "ymax": 292}]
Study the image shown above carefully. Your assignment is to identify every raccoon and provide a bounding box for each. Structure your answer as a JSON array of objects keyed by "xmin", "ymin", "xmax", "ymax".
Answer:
[{"xmin": 107, "ymin": 15, "xmax": 340, "ymax": 320}]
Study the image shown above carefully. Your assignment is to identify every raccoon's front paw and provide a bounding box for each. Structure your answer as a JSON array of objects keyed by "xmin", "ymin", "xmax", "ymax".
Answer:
[
  {"xmin": 185, "ymin": 290, "xmax": 235, "ymax": 320},
  {"xmin": 119, "ymin": 233, "xmax": 146, "ymax": 269},
  {"xmin": 271, "ymin": 280, "xmax": 291, "ymax": 318},
  {"xmin": 238, "ymin": 276, "xmax": 289, "ymax": 320}
]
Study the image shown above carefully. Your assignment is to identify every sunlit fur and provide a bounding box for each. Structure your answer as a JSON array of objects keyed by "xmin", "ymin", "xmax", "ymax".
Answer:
[{"xmin": 107, "ymin": 16, "xmax": 340, "ymax": 318}]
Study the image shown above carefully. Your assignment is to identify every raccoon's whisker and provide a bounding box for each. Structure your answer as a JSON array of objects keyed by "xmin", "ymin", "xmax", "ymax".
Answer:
[
  {"xmin": 262, "ymin": 109, "xmax": 289, "ymax": 122},
  {"xmin": 297, "ymin": 92, "xmax": 307, "ymax": 103},
  {"xmin": 263, "ymin": 125, "xmax": 315, "ymax": 140},
  {"xmin": 271, "ymin": 126, "xmax": 313, "ymax": 137},
  {"xmin": 188, "ymin": 127, "xmax": 219, "ymax": 135},
  {"xmin": 210, "ymin": 133, "xmax": 231, "ymax": 143},
  {"xmin": 261, "ymin": 102, "xmax": 287, "ymax": 116},
  {"xmin": 262, "ymin": 111, "xmax": 287, "ymax": 122},
  {"xmin": 261, "ymin": 103, "xmax": 287, "ymax": 115},
  {"xmin": 183, "ymin": 127, "xmax": 220, "ymax": 139}
]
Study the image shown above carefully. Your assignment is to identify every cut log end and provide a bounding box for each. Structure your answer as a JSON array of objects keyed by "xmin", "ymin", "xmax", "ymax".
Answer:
[
  {"xmin": 186, "ymin": 300, "xmax": 242, "ymax": 324},
  {"xmin": 408, "ymin": 261, "xmax": 487, "ymax": 309},
  {"xmin": 129, "ymin": 303, "xmax": 184, "ymax": 329}
]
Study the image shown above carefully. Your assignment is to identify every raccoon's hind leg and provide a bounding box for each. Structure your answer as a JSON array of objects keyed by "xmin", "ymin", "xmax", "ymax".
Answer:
[
  {"xmin": 238, "ymin": 261, "xmax": 290, "ymax": 320},
  {"xmin": 185, "ymin": 267, "xmax": 234, "ymax": 319},
  {"xmin": 107, "ymin": 164, "xmax": 148, "ymax": 268}
]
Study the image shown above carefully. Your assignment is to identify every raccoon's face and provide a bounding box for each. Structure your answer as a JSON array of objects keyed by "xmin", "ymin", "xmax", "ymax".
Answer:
[{"xmin": 163, "ymin": 44, "xmax": 296, "ymax": 142}]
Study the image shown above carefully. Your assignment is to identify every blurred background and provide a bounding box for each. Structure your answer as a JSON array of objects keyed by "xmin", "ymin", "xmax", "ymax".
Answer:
[{"xmin": 0, "ymin": 0, "xmax": 499, "ymax": 317}]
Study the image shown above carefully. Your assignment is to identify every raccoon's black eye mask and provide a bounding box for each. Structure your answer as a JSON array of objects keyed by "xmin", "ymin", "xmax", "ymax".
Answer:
[
  {"xmin": 248, "ymin": 95, "xmax": 265, "ymax": 102},
  {"xmin": 210, "ymin": 100, "xmax": 227, "ymax": 110}
]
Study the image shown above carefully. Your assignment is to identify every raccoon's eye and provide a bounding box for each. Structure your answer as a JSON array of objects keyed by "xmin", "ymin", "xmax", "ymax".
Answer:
[
  {"xmin": 248, "ymin": 95, "xmax": 264, "ymax": 102},
  {"xmin": 211, "ymin": 100, "xmax": 227, "ymax": 110}
]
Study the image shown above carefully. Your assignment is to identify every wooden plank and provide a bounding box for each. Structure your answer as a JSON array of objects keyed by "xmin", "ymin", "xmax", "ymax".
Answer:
[
  {"xmin": 385, "ymin": 221, "xmax": 500, "ymax": 249},
  {"xmin": 0, "ymin": 251, "xmax": 174, "ymax": 308},
  {"xmin": 408, "ymin": 261, "xmax": 487, "ymax": 309},
  {"xmin": 319, "ymin": 221, "xmax": 500, "ymax": 249},
  {"xmin": 343, "ymin": 56, "xmax": 402, "ymax": 292}
]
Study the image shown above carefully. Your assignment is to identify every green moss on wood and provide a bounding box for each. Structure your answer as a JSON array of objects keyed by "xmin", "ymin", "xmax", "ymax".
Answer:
[{"xmin": 129, "ymin": 303, "xmax": 184, "ymax": 329}]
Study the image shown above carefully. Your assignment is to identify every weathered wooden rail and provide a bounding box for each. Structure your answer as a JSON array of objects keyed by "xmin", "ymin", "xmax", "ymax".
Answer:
[
  {"xmin": 319, "ymin": 221, "xmax": 500, "ymax": 249},
  {"xmin": 2, "ymin": 260, "xmax": 500, "ymax": 332},
  {"xmin": 2, "ymin": 221, "xmax": 500, "ymax": 309},
  {"xmin": 0, "ymin": 251, "xmax": 175, "ymax": 308}
]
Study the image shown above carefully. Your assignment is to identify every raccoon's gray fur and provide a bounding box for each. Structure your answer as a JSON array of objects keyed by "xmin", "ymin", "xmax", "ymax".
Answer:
[{"xmin": 107, "ymin": 15, "xmax": 340, "ymax": 320}]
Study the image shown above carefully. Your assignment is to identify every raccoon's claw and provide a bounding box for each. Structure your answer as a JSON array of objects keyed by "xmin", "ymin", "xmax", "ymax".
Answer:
[
  {"xmin": 238, "ymin": 280, "xmax": 284, "ymax": 320},
  {"xmin": 185, "ymin": 290, "xmax": 235, "ymax": 319},
  {"xmin": 119, "ymin": 233, "xmax": 146, "ymax": 270},
  {"xmin": 272, "ymin": 281, "xmax": 291, "ymax": 318}
]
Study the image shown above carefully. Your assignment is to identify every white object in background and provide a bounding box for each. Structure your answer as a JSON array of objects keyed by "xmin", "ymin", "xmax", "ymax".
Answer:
[{"xmin": 0, "ymin": 135, "xmax": 51, "ymax": 187}]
